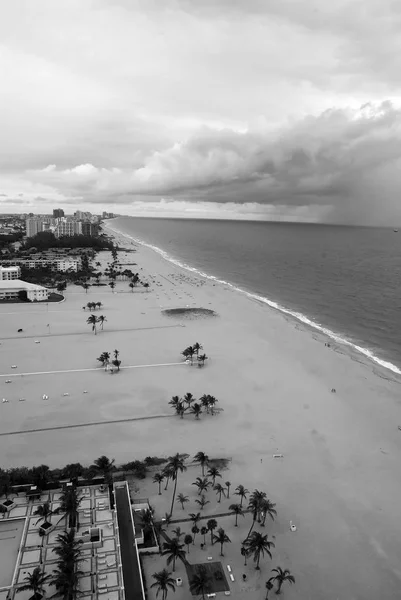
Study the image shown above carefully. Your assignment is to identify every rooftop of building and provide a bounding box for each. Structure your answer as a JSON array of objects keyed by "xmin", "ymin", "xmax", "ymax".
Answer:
[{"xmin": 0, "ymin": 279, "xmax": 48, "ymax": 291}]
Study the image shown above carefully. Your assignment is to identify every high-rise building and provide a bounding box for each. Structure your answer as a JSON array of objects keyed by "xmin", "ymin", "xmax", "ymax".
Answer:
[
  {"xmin": 81, "ymin": 222, "xmax": 95, "ymax": 236},
  {"xmin": 26, "ymin": 218, "xmax": 41, "ymax": 238},
  {"xmin": 54, "ymin": 221, "xmax": 82, "ymax": 238},
  {"xmin": 53, "ymin": 208, "xmax": 65, "ymax": 218}
]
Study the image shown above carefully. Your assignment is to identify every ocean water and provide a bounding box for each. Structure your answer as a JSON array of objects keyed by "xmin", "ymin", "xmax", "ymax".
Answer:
[{"xmin": 111, "ymin": 217, "xmax": 401, "ymax": 375}]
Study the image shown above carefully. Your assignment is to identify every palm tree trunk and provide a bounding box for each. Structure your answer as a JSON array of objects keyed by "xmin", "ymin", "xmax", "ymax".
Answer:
[
  {"xmin": 210, "ymin": 531, "xmax": 214, "ymax": 545},
  {"xmin": 277, "ymin": 581, "xmax": 282, "ymax": 594},
  {"xmin": 158, "ymin": 482, "xmax": 161, "ymax": 495},
  {"xmin": 235, "ymin": 514, "xmax": 238, "ymax": 526},
  {"xmin": 246, "ymin": 515, "xmax": 256, "ymax": 539},
  {"xmin": 220, "ymin": 542, "xmax": 224, "ymax": 556},
  {"xmin": 169, "ymin": 475, "xmax": 178, "ymax": 517},
  {"xmin": 256, "ymin": 553, "xmax": 260, "ymax": 569},
  {"xmin": 201, "ymin": 464, "xmax": 205, "ymax": 476},
  {"xmin": 172, "ymin": 557, "xmax": 176, "ymax": 571},
  {"xmin": 240, "ymin": 496, "xmax": 243, "ymax": 507},
  {"xmin": 164, "ymin": 478, "xmax": 169, "ymax": 491}
]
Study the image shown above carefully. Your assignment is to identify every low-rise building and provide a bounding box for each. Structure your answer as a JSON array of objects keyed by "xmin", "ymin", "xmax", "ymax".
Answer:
[
  {"xmin": 0, "ymin": 266, "xmax": 21, "ymax": 280},
  {"xmin": 0, "ymin": 279, "xmax": 49, "ymax": 301}
]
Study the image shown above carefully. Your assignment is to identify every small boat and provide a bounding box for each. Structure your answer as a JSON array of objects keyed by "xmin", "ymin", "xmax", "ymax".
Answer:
[{"xmin": 394, "ymin": 229, "xmax": 398, "ymax": 232}]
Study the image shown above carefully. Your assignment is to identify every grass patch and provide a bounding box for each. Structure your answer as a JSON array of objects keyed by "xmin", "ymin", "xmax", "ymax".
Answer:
[{"xmin": 185, "ymin": 562, "xmax": 230, "ymax": 595}]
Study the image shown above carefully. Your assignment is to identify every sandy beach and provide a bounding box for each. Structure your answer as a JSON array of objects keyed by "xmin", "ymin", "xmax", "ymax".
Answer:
[{"xmin": 1, "ymin": 223, "xmax": 401, "ymax": 599}]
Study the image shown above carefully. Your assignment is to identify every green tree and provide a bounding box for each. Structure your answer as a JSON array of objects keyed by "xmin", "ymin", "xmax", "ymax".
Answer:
[
  {"xmin": 16, "ymin": 566, "xmax": 52, "ymax": 599},
  {"xmin": 234, "ymin": 484, "xmax": 249, "ymax": 507},
  {"xmin": 161, "ymin": 538, "xmax": 186, "ymax": 571},
  {"xmin": 207, "ymin": 466, "xmax": 221, "ymax": 486},
  {"xmin": 207, "ymin": 519, "xmax": 218, "ymax": 546},
  {"xmin": 267, "ymin": 567, "xmax": 295, "ymax": 595},
  {"xmin": 191, "ymin": 525, "xmax": 200, "ymax": 544},
  {"xmin": 212, "ymin": 527, "xmax": 231, "ymax": 557},
  {"xmin": 184, "ymin": 534, "xmax": 193, "ymax": 553},
  {"xmin": 194, "ymin": 495, "xmax": 210, "ymax": 511},
  {"xmin": 225, "ymin": 481, "xmax": 231, "ymax": 498},
  {"xmin": 97, "ymin": 315, "xmax": 107, "ymax": 331},
  {"xmin": 86, "ymin": 314, "xmax": 98, "ymax": 334},
  {"xmin": 189, "ymin": 566, "xmax": 211, "ymax": 600},
  {"xmin": 166, "ymin": 453, "xmax": 188, "ymax": 517},
  {"xmin": 229, "ymin": 503, "xmax": 245, "ymax": 526},
  {"xmin": 190, "ymin": 402, "xmax": 202, "ymax": 419},
  {"xmin": 153, "ymin": 473, "xmax": 165, "ymax": 495},
  {"xmin": 176, "ymin": 493, "xmax": 189, "ymax": 510},
  {"xmin": 34, "ymin": 501, "xmax": 54, "ymax": 526},
  {"xmin": 193, "ymin": 451, "xmax": 209, "ymax": 476},
  {"xmin": 150, "ymin": 569, "xmax": 176, "ymax": 600},
  {"xmin": 192, "ymin": 342, "xmax": 203, "ymax": 355},
  {"xmin": 244, "ymin": 531, "xmax": 275, "ymax": 570},
  {"xmin": 109, "ymin": 281, "xmax": 116, "ymax": 292},
  {"xmin": 54, "ymin": 488, "xmax": 82, "ymax": 530},
  {"xmin": 90, "ymin": 455, "xmax": 115, "ymax": 484},
  {"xmin": 246, "ymin": 489, "xmax": 267, "ymax": 539},
  {"xmin": 214, "ymin": 483, "xmax": 226, "ymax": 503},
  {"xmin": 192, "ymin": 477, "xmax": 211, "ymax": 495},
  {"xmin": 260, "ymin": 499, "xmax": 277, "ymax": 527}
]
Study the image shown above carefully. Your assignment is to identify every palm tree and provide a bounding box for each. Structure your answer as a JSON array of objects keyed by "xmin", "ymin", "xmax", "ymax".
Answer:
[
  {"xmin": 199, "ymin": 394, "xmax": 211, "ymax": 414},
  {"xmin": 214, "ymin": 483, "xmax": 226, "ymax": 503},
  {"xmin": 244, "ymin": 531, "xmax": 275, "ymax": 570},
  {"xmin": 109, "ymin": 281, "xmax": 116, "ymax": 292},
  {"xmin": 150, "ymin": 569, "xmax": 176, "ymax": 600},
  {"xmin": 181, "ymin": 346, "xmax": 195, "ymax": 363},
  {"xmin": 200, "ymin": 526, "xmax": 208, "ymax": 545},
  {"xmin": 207, "ymin": 466, "xmax": 221, "ymax": 486},
  {"xmin": 234, "ymin": 484, "xmax": 249, "ymax": 507},
  {"xmin": 189, "ymin": 512, "xmax": 201, "ymax": 527},
  {"xmin": 161, "ymin": 538, "xmax": 186, "ymax": 571},
  {"xmin": 16, "ymin": 566, "xmax": 52, "ymax": 599},
  {"xmin": 192, "ymin": 342, "xmax": 203, "ymax": 355},
  {"xmin": 98, "ymin": 315, "xmax": 107, "ymax": 330},
  {"xmin": 162, "ymin": 465, "xmax": 175, "ymax": 490},
  {"xmin": 86, "ymin": 314, "xmax": 98, "ymax": 334},
  {"xmin": 191, "ymin": 525, "xmax": 200, "ymax": 544},
  {"xmin": 229, "ymin": 503, "xmax": 244, "ymax": 526},
  {"xmin": 54, "ymin": 488, "xmax": 82, "ymax": 530},
  {"xmin": 86, "ymin": 302, "xmax": 93, "ymax": 311},
  {"xmin": 91, "ymin": 455, "xmax": 115, "ymax": 484},
  {"xmin": 208, "ymin": 395, "xmax": 218, "ymax": 414},
  {"xmin": 34, "ymin": 501, "xmax": 54, "ymax": 526},
  {"xmin": 207, "ymin": 519, "xmax": 218, "ymax": 546},
  {"xmin": 166, "ymin": 453, "xmax": 188, "ymax": 517},
  {"xmin": 241, "ymin": 545, "xmax": 251, "ymax": 566},
  {"xmin": 267, "ymin": 567, "xmax": 295, "ymax": 595},
  {"xmin": 225, "ymin": 481, "xmax": 231, "ymax": 498},
  {"xmin": 184, "ymin": 534, "xmax": 193, "ymax": 553},
  {"xmin": 192, "ymin": 477, "xmax": 211, "ymax": 495},
  {"xmin": 83, "ymin": 283, "xmax": 90, "ymax": 294},
  {"xmin": 97, "ymin": 352, "xmax": 110, "ymax": 369},
  {"xmin": 189, "ymin": 566, "xmax": 211, "ymax": 600},
  {"xmin": 153, "ymin": 473, "xmax": 165, "ymax": 495},
  {"xmin": 197, "ymin": 354, "xmax": 208, "ymax": 367},
  {"xmin": 96, "ymin": 302, "xmax": 102, "ymax": 310},
  {"xmin": 129, "ymin": 282, "xmax": 134, "ymax": 292},
  {"xmin": 191, "ymin": 402, "xmax": 202, "ymax": 419},
  {"xmin": 139, "ymin": 508, "xmax": 154, "ymax": 540},
  {"xmin": 183, "ymin": 392, "xmax": 195, "ymax": 409},
  {"xmin": 195, "ymin": 495, "xmax": 210, "ymax": 511},
  {"xmin": 171, "ymin": 526, "xmax": 184, "ymax": 540},
  {"xmin": 246, "ymin": 489, "xmax": 267, "ymax": 538},
  {"xmin": 260, "ymin": 499, "xmax": 277, "ymax": 527},
  {"xmin": 193, "ymin": 452, "xmax": 209, "ymax": 476},
  {"xmin": 213, "ymin": 527, "xmax": 231, "ymax": 556},
  {"xmin": 176, "ymin": 493, "xmax": 189, "ymax": 510}
]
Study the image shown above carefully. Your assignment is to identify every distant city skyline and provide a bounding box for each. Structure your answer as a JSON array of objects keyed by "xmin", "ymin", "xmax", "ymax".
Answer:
[{"xmin": 1, "ymin": 1, "xmax": 400, "ymax": 225}]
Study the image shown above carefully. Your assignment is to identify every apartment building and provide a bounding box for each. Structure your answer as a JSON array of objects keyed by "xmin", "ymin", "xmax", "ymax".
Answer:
[{"xmin": 0, "ymin": 266, "xmax": 21, "ymax": 280}]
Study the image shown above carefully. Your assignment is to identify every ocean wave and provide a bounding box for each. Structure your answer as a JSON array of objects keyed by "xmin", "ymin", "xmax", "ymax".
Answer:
[{"xmin": 106, "ymin": 222, "xmax": 401, "ymax": 376}]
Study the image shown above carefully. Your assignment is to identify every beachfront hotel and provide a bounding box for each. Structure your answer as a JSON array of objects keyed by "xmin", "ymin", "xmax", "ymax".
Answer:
[
  {"xmin": 0, "ymin": 266, "xmax": 21, "ymax": 280},
  {"xmin": 0, "ymin": 481, "xmax": 147, "ymax": 600}
]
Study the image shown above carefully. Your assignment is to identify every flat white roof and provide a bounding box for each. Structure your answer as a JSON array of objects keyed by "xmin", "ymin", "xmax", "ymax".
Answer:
[
  {"xmin": 0, "ymin": 279, "xmax": 48, "ymax": 291},
  {"xmin": 0, "ymin": 266, "xmax": 20, "ymax": 270}
]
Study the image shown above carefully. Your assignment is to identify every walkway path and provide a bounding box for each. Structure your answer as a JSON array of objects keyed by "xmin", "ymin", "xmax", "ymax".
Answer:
[
  {"xmin": 0, "ymin": 361, "xmax": 187, "ymax": 378},
  {"xmin": 0, "ymin": 323, "xmax": 184, "ymax": 341},
  {"xmin": 0, "ymin": 413, "xmax": 174, "ymax": 437}
]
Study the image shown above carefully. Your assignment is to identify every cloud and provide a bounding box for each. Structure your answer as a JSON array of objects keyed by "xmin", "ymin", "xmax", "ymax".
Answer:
[
  {"xmin": 1, "ymin": 1, "xmax": 401, "ymax": 223},
  {"xmin": 8, "ymin": 101, "xmax": 399, "ymax": 224}
]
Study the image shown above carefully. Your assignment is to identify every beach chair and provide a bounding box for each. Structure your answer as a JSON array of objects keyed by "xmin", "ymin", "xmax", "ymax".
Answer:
[
  {"xmin": 229, "ymin": 574, "xmax": 235, "ymax": 582},
  {"xmin": 207, "ymin": 556, "xmax": 213, "ymax": 561},
  {"xmin": 106, "ymin": 556, "xmax": 116, "ymax": 567},
  {"xmin": 98, "ymin": 583, "xmax": 107, "ymax": 589},
  {"xmin": 226, "ymin": 565, "xmax": 232, "ymax": 573},
  {"xmin": 224, "ymin": 592, "xmax": 231, "ymax": 596},
  {"xmin": 98, "ymin": 575, "xmax": 107, "ymax": 581}
]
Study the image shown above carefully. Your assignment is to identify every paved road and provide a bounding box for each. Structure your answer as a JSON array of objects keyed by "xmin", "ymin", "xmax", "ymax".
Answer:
[{"xmin": 0, "ymin": 361, "xmax": 187, "ymax": 378}]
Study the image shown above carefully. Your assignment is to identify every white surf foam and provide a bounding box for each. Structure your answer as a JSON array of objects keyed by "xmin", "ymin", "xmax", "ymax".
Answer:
[{"xmin": 106, "ymin": 222, "xmax": 401, "ymax": 376}]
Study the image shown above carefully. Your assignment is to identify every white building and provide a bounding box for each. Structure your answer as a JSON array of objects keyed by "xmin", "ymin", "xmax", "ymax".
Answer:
[
  {"xmin": 54, "ymin": 221, "xmax": 82, "ymax": 238},
  {"xmin": 0, "ymin": 279, "xmax": 49, "ymax": 301},
  {"xmin": 0, "ymin": 266, "xmax": 21, "ymax": 280},
  {"xmin": 26, "ymin": 218, "xmax": 42, "ymax": 238}
]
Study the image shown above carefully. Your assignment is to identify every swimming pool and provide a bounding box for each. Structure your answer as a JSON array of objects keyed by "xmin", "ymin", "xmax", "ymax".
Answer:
[{"xmin": 0, "ymin": 518, "xmax": 25, "ymax": 589}]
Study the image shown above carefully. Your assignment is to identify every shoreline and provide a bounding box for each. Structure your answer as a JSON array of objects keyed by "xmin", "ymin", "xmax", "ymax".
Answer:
[{"xmin": 104, "ymin": 220, "xmax": 401, "ymax": 383}]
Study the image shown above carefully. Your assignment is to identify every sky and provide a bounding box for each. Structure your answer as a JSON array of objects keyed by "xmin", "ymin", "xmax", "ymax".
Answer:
[{"xmin": 1, "ymin": 0, "xmax": 401, "ymax": 224}]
